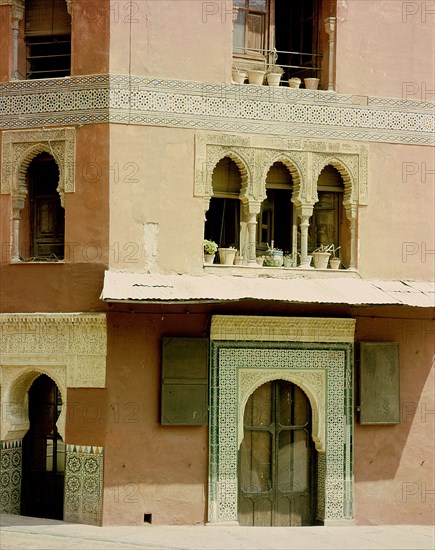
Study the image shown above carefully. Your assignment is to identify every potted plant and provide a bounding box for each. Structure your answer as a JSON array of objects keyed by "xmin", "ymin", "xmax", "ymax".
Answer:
[
  {"xmin": 264, "ymin": 242, "xmax": 284, "ymax": 267},
  {"xmin": 247, "ymin": 63, "xmax": 266, "ymax": 85},
  {"xmin": 203, "ymin": 239, "xmax": 218, "ymax": 264},
  {"xmin": 218, "ymin": 246, "xmax": 237, "ymax": 265},
  {"xmin": 266, "ymin": 64, "xmax": 284, "ymax": 87},
  {"xmin": 312, "ymin": 244, "xmax": 334, "ymax": 269},
  {"xmin": 288, "ymin": 77, "xmax": 301, "ymax": 89},
  {"xmin": 304, "ymin": 77, "xmax": 320, "ymax": 90},
  {"xmin": 283, "ymin": 252, "xmax": 297, "ymax": 268},
  {"xmin": 256, "ymin": 255, "xmax": 265, "ymax": 266},
  {"xmin": 232, "ymin": 67, "xmax": 247, "ymax": 84},
  {"xmin": 329, "ymin": 246, "xmax": 341, "ymax": 269}
]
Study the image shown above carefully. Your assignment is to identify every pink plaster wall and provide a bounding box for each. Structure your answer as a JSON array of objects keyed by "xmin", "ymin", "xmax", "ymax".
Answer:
[
  {"xmin": 109, "ymin": 0, "xmax": 232, "ymax": 83},
  {"xmin": 354, "ymin": 315, "xmax": 434, "ymax": 525},
  {"xmin": 336, "ymin": 0, "xmax": 435, "ymax": 99}
]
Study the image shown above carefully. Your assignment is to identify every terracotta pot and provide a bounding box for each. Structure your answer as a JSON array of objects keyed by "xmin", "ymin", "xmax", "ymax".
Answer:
[
  {"xmin": 218, "ymin": 248, "xmax": 236, "ymax": 265},
  {"xmin": 204, "ymin": 253, "xmax": 215, "ymax": 264},
  {"xmin": 232, "ymin": 70, "xmax": 246, "ymax": 84},
  {"xmin": 288, "ymin": 78, "xmax": 301, "ymax": 89},
  {"xmin": 266, "ymin": 73, "xmax": 281, "ymax": 87},
  {"xmin": 304, "ymin": 78, "xmax": 320, "ymax": 90},
  {"xmin": 247, "ymin": 70, "xmax": 265, "ymax": 85},
  {"xmin": 312, "ymin": 252, "xmax": 331, "ymax": 269},
  {"xmin": 329, "ymin": 257, "xmax": 340, "ymax": 270}
]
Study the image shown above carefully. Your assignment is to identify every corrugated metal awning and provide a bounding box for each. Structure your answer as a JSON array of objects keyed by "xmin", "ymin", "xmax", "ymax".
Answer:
[{"xmin": 101, "ymin": 271, "xmax": 435, "ymax": 308}]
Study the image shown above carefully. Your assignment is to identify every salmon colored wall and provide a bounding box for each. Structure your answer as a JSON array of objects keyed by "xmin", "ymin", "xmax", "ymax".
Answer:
[
  {"xmin": 354, "ymin": 315, "xmax": 435, "ymax": 525},
  {"xmin": 101, "ymin": 311, "xmax": 209, "ymax": 525},
  {"xmin": 71, "ymin": 0, "xmax": 110, "ymax": 75},
  {"xmin": 0, "ymin": 6, "xmax": 11, "ymax": 81},
  {"xmin": 358, "ymin": 142, "xmax": 435, "ymax": 280},
  {"xmin": 336, "ymin": 0, "xmax": 435, "ymax": 98},
  {"xmin": 0, "ymin": 124, "xmax": 110, "ymax": 313},
  {"xmin": 109, "ymin": 0, "xmax": 232, "ymax": 83},
  {"xmin": 63, "ymin": 306, "xmax": 434, "ymax": 526}
]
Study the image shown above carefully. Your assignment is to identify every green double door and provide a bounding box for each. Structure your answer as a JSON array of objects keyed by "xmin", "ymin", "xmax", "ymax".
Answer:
[{"xmin": 238, "ymin": 380, "xmax": 317, "ymax": 526}]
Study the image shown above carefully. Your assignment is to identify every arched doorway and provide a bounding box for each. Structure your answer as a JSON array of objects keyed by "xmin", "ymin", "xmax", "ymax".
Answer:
[
  {"xmin": 21, "ymin": 374, "xmax": 65, "ymax": 519},
  {"xmin": 238, "ymin": 380, "xmax": 317, "ymax": 526}
]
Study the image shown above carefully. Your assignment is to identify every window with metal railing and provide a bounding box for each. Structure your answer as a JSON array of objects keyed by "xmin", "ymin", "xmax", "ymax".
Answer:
[{"xmin": 25, "ymin": 0, "xmax": 71, "ymax": 79}]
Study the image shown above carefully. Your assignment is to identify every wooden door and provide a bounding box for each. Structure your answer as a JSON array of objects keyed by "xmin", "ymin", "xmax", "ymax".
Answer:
[
  {"xmin": 238, "ymin": 380, "xmax": 316, "ymax": 526},
  {"xmin": 21, "ymin": 375, "xmax": 65, "ymax": 520}
]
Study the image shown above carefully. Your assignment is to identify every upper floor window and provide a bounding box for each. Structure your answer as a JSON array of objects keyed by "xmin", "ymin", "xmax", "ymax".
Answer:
[
  {"xmin": 25, "ymin": 0, "xmax": 71, "ymax": 79},
  {"xmin": 204, "ymin": 157, "xmax": 242, "ymax": 251},
  {"xmin": 20, "ymin": 153, "xmax": 65, "ymax": 260},
  {"xmin": 309, "ymin": 165, "xmax": 347, "ymax": 264},
  {"xmin": 233, "ymin": 0, "xmax": 323, "ymax": 82},
  {"xmin": 257, "ymin": 162, "xmax": 294, "ymax": 255}
]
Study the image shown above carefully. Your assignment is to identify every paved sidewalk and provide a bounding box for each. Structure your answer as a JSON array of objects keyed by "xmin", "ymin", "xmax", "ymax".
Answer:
[{"xmin": 0, "ymin": 515, "xmax": 434, "ymax": 550}]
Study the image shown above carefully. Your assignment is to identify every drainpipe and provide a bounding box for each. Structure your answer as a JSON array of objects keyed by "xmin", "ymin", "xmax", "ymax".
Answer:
[{"xmin": 324, "ymin": 17, "xmax": 336, "ymax": 92}]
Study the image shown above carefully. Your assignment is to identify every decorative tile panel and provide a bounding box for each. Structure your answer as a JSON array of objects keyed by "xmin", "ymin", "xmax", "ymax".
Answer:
[
  {"xmin": 0, "ymin": 75, "xmax": 433, "ymax": 146},
  {"xmin": 64, "ymin": 445, "xmax": 104, "ymax": 526},
  {"xmin": 0, "ymin": 439, "xmax": 22, "ymax": 515},
  {"xmin": 208, "ymin": 315, "xmax": 354, "ymax": 525}
]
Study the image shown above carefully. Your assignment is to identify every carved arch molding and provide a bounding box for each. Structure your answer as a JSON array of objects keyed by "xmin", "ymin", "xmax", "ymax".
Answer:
[
  {"xmin": 1, "ymin": 127, "xmax": 75, "ymax": 210},
  {"xmin": 194, "ymin": 132, "xmax": 368, "ymax": 207},
  {"xmin": 208, "ymin": 315, "xmax": 355, "ymax": 526},
  {"xmin": 0, "ymin": 313, "xmax": 107, "ymax": 442}
]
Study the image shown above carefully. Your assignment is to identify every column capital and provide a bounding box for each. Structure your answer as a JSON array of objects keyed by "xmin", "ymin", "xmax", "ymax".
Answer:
[{"xmin": 324, "ymin": 16, "xmax": 336, "ymax": 36}]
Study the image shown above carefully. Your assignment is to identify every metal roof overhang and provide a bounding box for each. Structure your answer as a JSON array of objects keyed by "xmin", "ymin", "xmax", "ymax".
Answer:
[{"xmin": 101, "ymin": 271, "xmax": 435, "ymax": 308}]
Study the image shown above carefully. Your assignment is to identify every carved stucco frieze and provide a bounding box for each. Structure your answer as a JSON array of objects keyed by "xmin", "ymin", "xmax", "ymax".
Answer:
[
  {"xmin": 1, "ymin": 128, "xmax": 75, "ymax": 207},
  {"xmin": 0, "ymin": 313, "xmax": 107, "ymax": 441},
  {"xmin": 210, "ymin": 315, "xmax": 356, "ymax": 343}
]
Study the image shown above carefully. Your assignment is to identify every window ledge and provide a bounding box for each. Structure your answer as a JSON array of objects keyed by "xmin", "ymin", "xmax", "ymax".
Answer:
[
  {"xmin": 203, "ymin": 264, "xmax": 360, "ymax": 279},
  {"xmin": 9, "ymin": 259, "xmax": 65, "ymax": 265}
]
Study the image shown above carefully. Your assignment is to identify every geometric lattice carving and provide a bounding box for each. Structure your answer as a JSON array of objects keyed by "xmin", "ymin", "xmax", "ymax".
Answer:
[
  {"xmin": 0, "ymin": 313, "xmax": 107, "ymax": 441},
  {"xmin": 64, "ymin": 445, "xmax": 104, "ymax": 526},
  {"xmin": 0, "ymin": 440, "xmax": 22, "ymax": 515},
  {"xmin": 0, "ymin": 75, "xmax": 432, "ymax": 147},
  {"xmin": 208, "ymin": 315, "xmax": 354, "ymax": 526}
]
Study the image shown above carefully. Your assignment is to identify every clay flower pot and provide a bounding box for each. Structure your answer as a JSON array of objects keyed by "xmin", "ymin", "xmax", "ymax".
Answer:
[{"xmin": 304, "ymin": 78, "xmax": 320, "ymax": 90}]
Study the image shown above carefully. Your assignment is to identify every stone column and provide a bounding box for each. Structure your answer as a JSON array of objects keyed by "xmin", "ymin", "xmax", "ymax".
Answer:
[
  {"xmin": 345, "ymin": 205, "xmax": 357, "ymax": 269},
  {"xmin": 324, "ymin": 17, "xmax": 336, "ymax": 92},
  {"xmin": 11, "ymin": 196, "xmax": 25, "ymax": 261},
  {"xmin": 246, "ymin": 200, "xmax": 261, "ymax": 265},
  {"xmin": 9, "ymin": 0, "xmax": 24, "ymax": 80},
  {"xmin": 297, "ymin": 205, "xmax": 314, "ymax": 268}
]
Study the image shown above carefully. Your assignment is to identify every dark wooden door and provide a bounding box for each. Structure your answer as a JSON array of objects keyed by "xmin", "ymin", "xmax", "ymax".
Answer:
[
  {"xmin": 28, "ymin": 153, "xmax": 64, "ymax": 259},
  {"xmin": 238, "ymin": 380, "xmax": 316, "ymax": 526},
  {"xmin": 21, "ymin": 375, "xmax": 65, "ymax": 520}
]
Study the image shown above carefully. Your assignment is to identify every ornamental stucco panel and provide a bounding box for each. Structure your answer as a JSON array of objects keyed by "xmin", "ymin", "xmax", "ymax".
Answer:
[
  {"xmin": 0, "ymin": 313, "xmax": 107, "ymax": 441},
  {"xmin": 194, "ymin": 133, "xmax": 368, "ymax": 208}
]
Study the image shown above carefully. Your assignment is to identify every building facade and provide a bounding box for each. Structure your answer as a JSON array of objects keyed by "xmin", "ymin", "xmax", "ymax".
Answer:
[{"xmin": 0, "ymin": 0, "xmax": 434, "ymax": 527}]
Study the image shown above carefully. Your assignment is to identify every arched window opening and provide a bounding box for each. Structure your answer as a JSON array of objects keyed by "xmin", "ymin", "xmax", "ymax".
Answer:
[
  {"xmin": 205, "ymin": 157, "xmax": 242, "ymax": 251},
  {"xmin": 20, "ymin": 153, "xmax": 65, "ymax": 261},
  {"xmin": 257, "ymin": 162, "xmax": 293, "ymax": 255},
  {"xmin": 309, "ymin": 165, "xmax": 347, "ymax": 263},
  {"xmin": 25, "ymin": 0, "xmax": 71, "ymax": 79}
]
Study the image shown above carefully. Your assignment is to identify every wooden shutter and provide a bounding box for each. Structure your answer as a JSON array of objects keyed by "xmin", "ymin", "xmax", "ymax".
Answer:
[
  {"xmin": 359, "ymin": 343, "xmax": 400, "ymax": 424},
  {"xmin": 161, "ymin": 338, "xmax": 209, "ymax": 426},
  {"xmin": 25, "ymin": 0, "xmax": 71, "ymax": 36}
]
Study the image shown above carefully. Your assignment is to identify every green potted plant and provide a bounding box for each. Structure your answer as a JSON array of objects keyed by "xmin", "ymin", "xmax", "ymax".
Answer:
[
  {"xmin": 266, "ymin": 64, "xmax": 284, "ymax": 87},
  {"xmin": 283, "ymin": 252, "xmax": 298, "ymax": 268},
  {"xmin": 264, "ymin": 242, "xmax": 284, "ymax": 267},
  {"xmin": 203, "ymin": 239, "xmax": 218, "ymax": 264}
]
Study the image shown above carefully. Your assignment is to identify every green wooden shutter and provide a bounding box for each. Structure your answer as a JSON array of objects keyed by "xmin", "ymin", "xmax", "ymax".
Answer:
[
  {"xmin": 359, "ymin": 342, "xmax": 400, "ymax": 424},
  {"xmin": 161, "ymin": 338, "xmax": 209, "ymax": 425}
]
